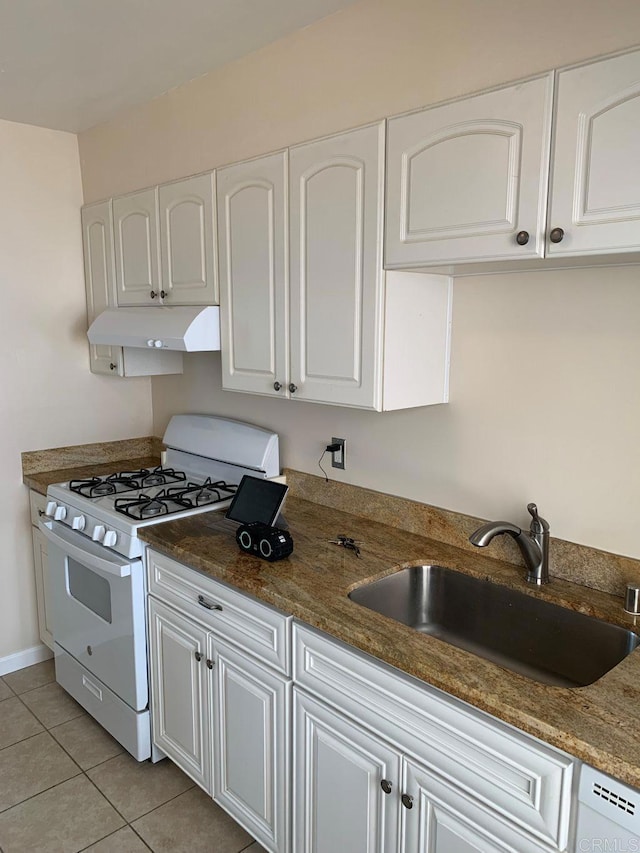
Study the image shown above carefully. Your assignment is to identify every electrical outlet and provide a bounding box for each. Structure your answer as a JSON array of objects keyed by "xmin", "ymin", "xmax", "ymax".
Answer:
[{"xmin": 331, "ymin": 437, "xmax": 346, "ymax": 470}]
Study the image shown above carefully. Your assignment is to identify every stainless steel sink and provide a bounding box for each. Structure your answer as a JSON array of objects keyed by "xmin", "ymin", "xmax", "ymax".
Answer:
[{"xmin": 348, "ymin": 565, "xmax": 640, "ymax": 687}]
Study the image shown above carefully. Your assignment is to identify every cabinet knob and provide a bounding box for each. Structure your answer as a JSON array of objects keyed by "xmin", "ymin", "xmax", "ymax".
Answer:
[
  {"xmin": 273, "ymin": 381, "xmax": 283, "ymax": 392},
  {"xmin": 289, "ymin": 383, "xmax": 298, "ymax": 394},
  {"xmin": 380, "ymin": 779, "xmax": 393, "ymax": 794},
  {"xmin": 516, "ymin": 230, "xmax": 530, "ymax": 246},
  {"xmin": 150, "ymin": 290, "xmax": 157, "ymax": 299},
  {"xmin": 401, "ymin": 793, "xmax": 414, "ymax": 810},
  {"xmin": 109, "ymin": 362, "xmax": 117, "ymax": 371},
  {"xmin": 194, "ymin": 651, "xmax": 202, "ymax": 662},
  {"xmin": 160, "ymin": 290, "xmax": 166, "ymax": 299},
  {"xmin": 549, "ymin": 227, "xmax": 565, "ymax": 244},
  {"xmin": 206, "ymin": 659, "xmax": 214, "ymax": 670}
]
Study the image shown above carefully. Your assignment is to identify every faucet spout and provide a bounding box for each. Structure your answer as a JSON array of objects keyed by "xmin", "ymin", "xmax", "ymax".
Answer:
[{"xmin": 469, "ymin": 505, "xmax": 550, "ymax": 585}]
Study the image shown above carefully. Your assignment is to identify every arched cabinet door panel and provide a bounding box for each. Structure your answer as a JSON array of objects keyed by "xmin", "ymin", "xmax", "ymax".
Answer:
[
  {"xmin": 159, "ymin": 172, "xmax": 218, "ymax": 305},
  {"xmin": 217, "ymin": 152, "xmax": 288, "ymax": 397},
  {"xmin": 289, "ymin": 122, "xmax": 385, "ymax": 409},
  {"xmin": 113, "ymin": 188, "xmax": 160, "ymax": 306},
  {"xmin": 81, "ymin": 200, "xmax": 123, "ymax": 376},
  {"xmin": 386, "ymin": 74, "xmax": 553, "ymax": 266},
  {"xmin": 548, "ymin": 48, "xmax": 640, "ymax": 257}
]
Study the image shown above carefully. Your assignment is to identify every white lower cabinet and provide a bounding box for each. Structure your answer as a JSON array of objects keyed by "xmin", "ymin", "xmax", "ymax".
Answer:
[
  {"xmin": 402, "ymin": 757, "xmax": 554, "ymax": 853},
  {"xmin": 212, "ymin": 639, "xmax": 290, "ymax": 852},
  {"xmin": 293, "ymin": 622, "xmax": 574, "ymax": 853},
  {"xmin": 29, "ymin": 491, "xmax": 53, "ymax": 651},
  {"xmin": 147, "ymin": 551, "xmax": 576, "ymax": 853},
  {"xmin": 294, "ymin": 689, "xmax": 554, "ymax": 853},
  {"xmin": 294, "ymin": 689, "xmax": 401, "ymax": 853},
  {"xmin": 146, "ymin": 549, "xmax": 292, "ymax": 853},
  {"xmin": 148, "ymin": 598, "xmax": 211, "ymax": 791}
]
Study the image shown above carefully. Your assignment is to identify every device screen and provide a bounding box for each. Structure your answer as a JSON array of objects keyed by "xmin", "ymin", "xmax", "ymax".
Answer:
[{"xmin": 225, "ymin": 476, "xmax": 288, "ymax": 526}]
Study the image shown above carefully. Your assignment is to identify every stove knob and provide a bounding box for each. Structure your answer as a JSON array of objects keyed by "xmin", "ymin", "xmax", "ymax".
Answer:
[
  {"xmin": 54, "ymin": 505, "xmax": 67, "ymax": 521},
  {"xmin": 92, "ymin": 525, "xmax": 106, "ymax": 542},
  {"xmin": 71, "ymin": 514, "xmax": 86, "ymax": 531},
  {"xmin": 103, "ymin": 530, "xmax": 118, "ymax": 548},
  {"xmin": 154, "ymin": 339, "xmax": 164, "ymax": 348},
  {"xmin": 45, "ymin": 501, "xmax": 57, "ymax": 518},
  {"xmin": 147, "ymin": 339, "xmax": 155, "ymax": 348}
]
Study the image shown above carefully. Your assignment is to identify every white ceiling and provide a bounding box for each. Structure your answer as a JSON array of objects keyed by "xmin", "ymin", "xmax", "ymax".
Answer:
[{"xmin": 0, "ymin": 0, "xmax": 357, "ymax": 133}]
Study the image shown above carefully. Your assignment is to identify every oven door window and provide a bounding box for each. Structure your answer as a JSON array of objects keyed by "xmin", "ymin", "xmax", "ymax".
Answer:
[{"xmin": 67, "ymin": 558, "xmax": 112, "ymax": 623}]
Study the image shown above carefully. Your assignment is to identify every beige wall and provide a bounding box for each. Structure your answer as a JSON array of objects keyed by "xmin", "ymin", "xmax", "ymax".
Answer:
[
  {"xmin": 78, "ymin": 0, "xmax": 640, "ymax": 561},
  {"xmin": 1, "ymin": 118, "xmax": 153, "ymax": 662}
]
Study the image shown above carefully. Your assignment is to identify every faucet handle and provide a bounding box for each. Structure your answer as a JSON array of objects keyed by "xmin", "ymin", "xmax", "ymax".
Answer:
[{"xmin": 527, "ymin": 503, "xmax": 549, "ymax": 534}]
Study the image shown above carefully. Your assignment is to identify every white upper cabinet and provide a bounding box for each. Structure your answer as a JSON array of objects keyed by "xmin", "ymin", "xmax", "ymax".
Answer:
[
  {"xmin": 113, "ymin": 188, "xmax": 161, "ymax": 306},
  {"xmin": 290, "ymin": 123, "xmax": 452, "ymax": 410},
  {"xmin": 217, "ymin": 127, "xmax": 451, "ymax": 411},
  {"xmin": 385, "ymin": 75, "xmax": 554, "ymax": 267},
  {"xmin": 217, "ymin": 152, "xmax": 288, "ymax": 397},
  {"xmin": 548, "ymin": 48, "xmax": 640, "ymax": 257},
  {"xmin": 290, "ymin": 123, "xmax": 385, "ymax": 408},
  {"xmin": 81, "ymin": 200, "xmax": 123, "ymax": 376},
  {"xmin": 159, "ymin": 173, "xmax": 218, "ymax": 305}
]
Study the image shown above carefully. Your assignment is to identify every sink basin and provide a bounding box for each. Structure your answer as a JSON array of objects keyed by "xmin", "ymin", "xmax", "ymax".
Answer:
[{"xmin": 348, "ymin": 565, "xmax": 640, "ymax": 687}]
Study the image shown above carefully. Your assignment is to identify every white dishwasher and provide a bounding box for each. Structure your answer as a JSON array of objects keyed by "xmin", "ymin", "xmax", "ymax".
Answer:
[{"xmin": 575, "ymin": 764, "xmax": 640, "ymax": 851}]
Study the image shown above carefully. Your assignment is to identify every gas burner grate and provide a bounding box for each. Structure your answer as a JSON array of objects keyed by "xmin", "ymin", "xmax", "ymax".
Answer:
[
  {"xmin": 114, "ymin": 489, "xmax": 193, "ymax": 521},
  {"xmin": 139, "ymin": 467, "xmax": 187, "ymax": 488},
  {"xmin": 69, "ymin": 466, "xmax": 187, "ymax": 498},
  {"xmin": 167, "ymin": 479, "xmax": 237, "ymax": 507}
]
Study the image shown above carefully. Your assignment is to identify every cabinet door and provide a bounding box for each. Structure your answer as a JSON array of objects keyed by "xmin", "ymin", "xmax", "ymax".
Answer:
[
  {"xmin": 212, "ymin": 638, "xmax": 291, "ymax": 853},
  {"xmin": 386, "ymin": 75, "xmax": 553, "ymax": 266},
  {"xmin": 32, "ymin": 527, "xmax": 53, "ymax": 651},
  {"xmin": 289, "ymin": 123, "xmax": 385, "ymax": 409},
  {"xmin": 113, "ymin": 188, "xmax": 161, "ymax": 306},
  {"xmin": 148, "ymin": 598, "xmax": 211, "ymax": 792},
  {"xmin": 217, "ymin": 152, "xmax": 288, "ymax": 397},
  {"xmin": 401, "ymin": 758, "xmax": 550, "ymax": 853},
  {"xmin": 159, "ymin": 173, "xmax": 218, "ymax": 305},
  {"xmin": 548, "ymin": 48, "xmax": 640, "ymax": 257},
  {"xmin": 293, "ymin": 689, "xmax": 401, "ymax": 853},
  {"xmin": 81, "ymin": 201, "xmax": 123, "ymax": 376}
]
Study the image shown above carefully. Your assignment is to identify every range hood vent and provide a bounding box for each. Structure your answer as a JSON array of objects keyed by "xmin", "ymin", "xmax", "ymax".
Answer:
[{"xmin": 87, "ymin": 306, "xmax": 220, "ymax": 352}]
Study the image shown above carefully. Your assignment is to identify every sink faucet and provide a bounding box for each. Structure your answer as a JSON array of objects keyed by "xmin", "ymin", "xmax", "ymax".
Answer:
[{"xmin": 469, "ymin": 503, "xmax": 550, "ymax": 585}]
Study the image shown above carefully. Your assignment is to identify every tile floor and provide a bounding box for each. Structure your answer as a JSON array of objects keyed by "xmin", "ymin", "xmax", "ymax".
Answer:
[{"xmin": 0, "ymin": 660, "xmax": 265, "ymax": 853}]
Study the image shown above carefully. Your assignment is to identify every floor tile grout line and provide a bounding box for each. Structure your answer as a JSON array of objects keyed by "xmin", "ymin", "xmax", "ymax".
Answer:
[
  {"xmin": 0, "ymin": 728, "xmax": 48, "ymax": 755},
  {"xmin": 117, "ymin": 779, "xmax": 197, "ymax": 825},
  {"xmin": 0, "ymin": 766, "xmax": 84, "ymax": 815},
  {"xmin": 127, "ymin": 821, "xmax": 155, "ymax": 851}
]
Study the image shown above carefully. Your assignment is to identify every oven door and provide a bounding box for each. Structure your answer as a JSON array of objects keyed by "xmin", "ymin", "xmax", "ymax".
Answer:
[{"xmin": 39, "ymin": 519, "xmax": 148, "ymax": 711}]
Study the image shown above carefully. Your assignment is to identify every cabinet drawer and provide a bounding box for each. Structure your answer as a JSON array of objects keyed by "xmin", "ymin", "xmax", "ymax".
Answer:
[
  {"xmin": 293, "ymin": 622, "xmax": 573, "ymax": 849},
  {"xmin": 29, "ymin": 490, "xmax": 47, "ymax": 527},
  {"xmin": 147, "ymin": 549, "xmax": 292, "ymax": 676}
]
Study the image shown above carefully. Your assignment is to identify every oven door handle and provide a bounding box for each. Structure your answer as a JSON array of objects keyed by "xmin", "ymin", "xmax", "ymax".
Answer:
[{"xmin": 38, "ymin": 519, "xmax": 134, "ymax": 578}]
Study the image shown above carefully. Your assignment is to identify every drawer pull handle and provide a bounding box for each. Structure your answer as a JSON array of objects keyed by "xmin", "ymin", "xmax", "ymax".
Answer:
[
  {"xmin": 381, "ymin": 779, "xmax": 393, "ymax": 794},
  {"xmin": 401, "ymin": 793, "xmax": 414, "ymax": 809},
  {"xmin": 198, "ymin": 594, "xmax": 222, "ymax": 612},
  {"xmin": 82, "ymin": 675, "xmax": 102, "ymax": 702}
]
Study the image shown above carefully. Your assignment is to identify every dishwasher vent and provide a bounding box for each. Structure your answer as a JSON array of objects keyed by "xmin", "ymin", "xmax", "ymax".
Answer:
[
  {"xmin": 579, "ymin": 764, "xmax": 640, "ymax": 838},
  {"xmin": 593, "ymin": 780, "xmax": 636, "ymax": 815}
]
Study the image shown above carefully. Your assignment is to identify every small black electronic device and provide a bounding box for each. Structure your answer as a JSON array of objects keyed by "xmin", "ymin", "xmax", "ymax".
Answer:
[
  {"xmin": 236, "ymin": 522, "xmax": 294, "ymax": 562},
  {"xmin": 225, "ymin": 475, "xmax": 288, "ymax": 527}
]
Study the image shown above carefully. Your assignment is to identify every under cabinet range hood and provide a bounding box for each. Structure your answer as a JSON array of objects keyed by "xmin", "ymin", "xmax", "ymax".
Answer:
[{"xmin": 87, "ymin": 306, "xmax": 220, "ymax": 352}]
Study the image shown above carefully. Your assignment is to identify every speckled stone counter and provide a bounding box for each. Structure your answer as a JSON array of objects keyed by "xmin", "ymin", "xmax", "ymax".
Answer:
[
  {"xmin": 22, "ymin": 437, "xmax": 162, "ymax": 494},
  {"xmin": 139, "ymin": 497, "xmax": 640, "ymax": 790}
]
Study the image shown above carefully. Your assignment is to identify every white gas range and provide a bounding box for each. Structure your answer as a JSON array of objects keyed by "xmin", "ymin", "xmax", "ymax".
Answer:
[{"xmin": 38, "ymin": 414, "xmax": 281, "ymax": 761}]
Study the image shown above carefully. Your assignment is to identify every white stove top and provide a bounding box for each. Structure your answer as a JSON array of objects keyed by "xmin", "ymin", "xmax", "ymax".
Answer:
[{"xmin": 43, "ymin": 415, "xmax": 281, "ymax": 559}]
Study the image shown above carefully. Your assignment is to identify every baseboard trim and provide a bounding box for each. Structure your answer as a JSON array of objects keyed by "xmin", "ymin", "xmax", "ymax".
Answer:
[{"xmin": 0, "ymin": 643, "xmax": 54, "ymax": 677}]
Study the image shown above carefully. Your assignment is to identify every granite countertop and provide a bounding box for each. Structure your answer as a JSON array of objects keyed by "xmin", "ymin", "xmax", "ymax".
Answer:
[
  {"xmin": 139, "ymin": 496, "xmax": 640, "ymax": 790},
  {"xmin": 24, "ymin": 456, "xmax": 161, "ymax": 495}
]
